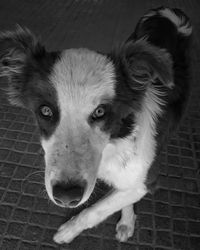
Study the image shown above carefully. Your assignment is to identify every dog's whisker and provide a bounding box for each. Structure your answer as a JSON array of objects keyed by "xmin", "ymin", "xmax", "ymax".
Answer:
[
  {"xmin": 21, "ymin": 170, "xmax": 44, "ymax": 193},
  {"xmin": 38, "ymin": 187, "xmax": 48, "ymax": 198}
]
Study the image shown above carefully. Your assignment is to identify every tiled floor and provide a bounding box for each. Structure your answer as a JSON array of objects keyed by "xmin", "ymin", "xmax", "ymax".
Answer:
[{"xmin": 0, "ymin": 0, "xmax": 200, "ymax": 249}]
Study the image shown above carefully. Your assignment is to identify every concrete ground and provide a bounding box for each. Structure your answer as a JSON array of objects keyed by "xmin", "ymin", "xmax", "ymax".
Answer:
[{"xmin": 0, "ymin": 0, "xmax": 200, "ymax": 249}]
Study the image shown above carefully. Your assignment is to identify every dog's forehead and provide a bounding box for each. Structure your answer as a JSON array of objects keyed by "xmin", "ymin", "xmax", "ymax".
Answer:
[{"xmin": 50, "ymin": 49, "xmax": 115, "ymax": 115}]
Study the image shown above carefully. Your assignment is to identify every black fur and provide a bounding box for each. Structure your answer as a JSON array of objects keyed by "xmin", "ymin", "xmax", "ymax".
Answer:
[
  {"xmin": 0, "ymin": 27, "xmax": 61, "ymax": 138},
  {"xmin": 131, "ymin": 7, "xmax": 192, "ymax": 191},
  {"xmin": 127, "ymin": 7, "xmax": 178, "ymax": 56},
  {"xmin": 105, "ymin": 24, "xmax": 174, "ymax": 140}
]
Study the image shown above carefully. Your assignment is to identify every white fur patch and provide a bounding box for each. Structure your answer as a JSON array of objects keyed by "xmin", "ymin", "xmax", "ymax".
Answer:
[{"xmin": 51, "ymin": 48, "xmax": 115, "ymax": 117}]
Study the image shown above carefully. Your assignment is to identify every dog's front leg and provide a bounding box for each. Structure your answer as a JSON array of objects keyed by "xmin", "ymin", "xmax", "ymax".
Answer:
[
  {"xmin": 54, "ymin": 186, "xmax": 147, "ymax": 244},
  {"xmin": 116, "ymin": 204, "xmax": 137, "ymax": 242}
]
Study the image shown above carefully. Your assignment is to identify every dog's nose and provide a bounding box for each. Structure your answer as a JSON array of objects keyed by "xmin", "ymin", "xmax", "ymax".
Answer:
[{"xmin": 52, "ymin": 180, "xmax": 85, "ymax": 207}]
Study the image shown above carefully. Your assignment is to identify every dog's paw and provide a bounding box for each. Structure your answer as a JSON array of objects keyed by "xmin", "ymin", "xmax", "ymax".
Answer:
[
  {"xmin": 115, "ymin": 215, "xmax": 136, "ymax": 242},
  {"xmin": 53, "ymin": 216, "xmax": 81, "ymax": 244}
]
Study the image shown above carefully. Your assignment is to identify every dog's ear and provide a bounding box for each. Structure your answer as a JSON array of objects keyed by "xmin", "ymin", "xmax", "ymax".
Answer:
[
  {"xmin": 0, "ymin": 26, "xmax": 45, "ymax": 106},
  {"xmin": 121, "ymin": 38, "xmax": 174, "ymax": 89}
]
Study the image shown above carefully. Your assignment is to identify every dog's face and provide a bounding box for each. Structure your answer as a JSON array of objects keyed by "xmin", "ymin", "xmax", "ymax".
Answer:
[
  {"xmin": 0, "ymin": 27, "xmax": 173, "ymax": 207},
  {"xmin": 41, "ymin": 49, "xmax": 115, "ymax": 206}
]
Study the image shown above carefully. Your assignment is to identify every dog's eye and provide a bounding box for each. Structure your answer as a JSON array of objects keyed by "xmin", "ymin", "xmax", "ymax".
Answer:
[
  {"xmin": 92, "ymin": 105, "xmax": 105, "ymax": 119},
  {"xmin": 39, "ymin": 105, "xmax": 53, "ymax": 119}
]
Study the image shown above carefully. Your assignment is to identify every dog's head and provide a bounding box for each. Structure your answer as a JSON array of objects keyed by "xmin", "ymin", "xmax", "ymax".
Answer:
[{"xmin": 0, "ymin": 27, "xmax": 173, "ymax": 207}]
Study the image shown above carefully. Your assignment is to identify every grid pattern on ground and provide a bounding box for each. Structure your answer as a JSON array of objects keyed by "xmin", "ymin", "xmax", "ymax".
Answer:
[{"xmin": 0, "ymin": 0, "xmax": 200, "ymax": 249}]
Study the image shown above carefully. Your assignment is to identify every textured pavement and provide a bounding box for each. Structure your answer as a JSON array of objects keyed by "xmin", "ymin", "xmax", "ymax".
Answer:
[{"xmin": 0, "ymin": 0, "xmax": 200, "ymax": 249}]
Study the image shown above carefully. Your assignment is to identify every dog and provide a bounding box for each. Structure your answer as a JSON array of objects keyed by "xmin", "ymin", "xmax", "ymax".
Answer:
[{"xmin": 0, "ymin": 7, "xmax": 192, "ymax": 244}]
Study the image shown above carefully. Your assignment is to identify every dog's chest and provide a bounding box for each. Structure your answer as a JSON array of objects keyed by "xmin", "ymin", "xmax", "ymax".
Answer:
[{"xmin": 97, "ymin": 133, "xmax": 156, "ymax": 190}]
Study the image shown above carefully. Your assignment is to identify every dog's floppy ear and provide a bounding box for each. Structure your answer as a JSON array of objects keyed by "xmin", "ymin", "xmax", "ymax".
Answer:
[
  {"xmin": 0, "ymin": 26, "xmax": 45, "ymax": 106},
  {"xmin": 121, "ymin": 38, "xmax": 174, "ymax": 89}
]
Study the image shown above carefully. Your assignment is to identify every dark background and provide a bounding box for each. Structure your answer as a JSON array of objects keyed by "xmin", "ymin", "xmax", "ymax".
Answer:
[{"xmin": 0, "ymin": 0, "xmax": 200, "ymax": 249}]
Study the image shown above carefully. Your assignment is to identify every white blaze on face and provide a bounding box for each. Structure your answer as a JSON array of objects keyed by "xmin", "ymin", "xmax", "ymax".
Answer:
[{"xmin": 42, "ymin": 48, "xmax": 115, "ymax": 204}]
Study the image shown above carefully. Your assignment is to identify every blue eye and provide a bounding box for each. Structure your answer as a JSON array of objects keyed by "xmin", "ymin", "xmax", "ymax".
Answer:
[
  {"xmin": 92, "ymin": 105, "xmax": 105, "ymax": 119},
  {"xmin": 40, "ymin": 105, "xmax": 53, "ymax": 119}
]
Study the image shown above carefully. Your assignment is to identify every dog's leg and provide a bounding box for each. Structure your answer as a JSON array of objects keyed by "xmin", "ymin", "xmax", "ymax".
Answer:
[
  {"xmin": 116, "ymin": 204, "xmax": 137, "ymax": 242},
  {"xmin": 53, "ymin": 187, "xmax": 146, "ymax": 244}
]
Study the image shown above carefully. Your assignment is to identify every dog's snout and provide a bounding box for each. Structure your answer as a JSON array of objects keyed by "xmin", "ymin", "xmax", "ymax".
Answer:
[{"xmin": 52, "ymin": 180, "xmax": 86, "ymax": 207}]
